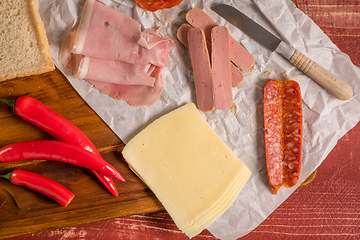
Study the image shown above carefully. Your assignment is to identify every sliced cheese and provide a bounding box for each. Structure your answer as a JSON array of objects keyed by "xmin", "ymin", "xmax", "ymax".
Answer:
[
  {"xmin": 184, "ymin": 168, "xmax": 250, "ymax": 236},
  {"xmin": 122, "ymin": 103, "xmax": 251, "ymax": 238}
]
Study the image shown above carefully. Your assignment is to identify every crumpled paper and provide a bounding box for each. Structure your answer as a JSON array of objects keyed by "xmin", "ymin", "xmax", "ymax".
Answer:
[{"xmin": 38, "ymin": 0, "xmax": 360, "ymax": 239}]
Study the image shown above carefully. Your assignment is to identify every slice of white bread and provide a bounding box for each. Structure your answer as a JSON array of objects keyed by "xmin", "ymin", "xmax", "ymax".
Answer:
[{"xmin": 0, "ymin": 0, "xmax": 54, "ymax": 81}]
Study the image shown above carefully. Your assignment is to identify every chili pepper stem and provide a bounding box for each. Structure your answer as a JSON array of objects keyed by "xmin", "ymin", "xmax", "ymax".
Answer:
[
  {"xmin": 0, "ymin": 98, "xmax": 15, "ymax": 111},
  {"xmin": 0, "ymin": 171, "xmax": 13, "ymax": 181}
]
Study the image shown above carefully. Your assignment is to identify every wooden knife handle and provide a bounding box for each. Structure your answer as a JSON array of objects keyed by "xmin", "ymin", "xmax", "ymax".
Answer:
[{"xmin": 289, "ymin": 50, "xmax": 353, "ymax": 100}]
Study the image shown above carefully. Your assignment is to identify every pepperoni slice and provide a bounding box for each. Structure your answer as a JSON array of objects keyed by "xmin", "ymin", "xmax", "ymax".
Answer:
[
  {"xmin": 263, "ymin": 80, "xmax": 302, "ymax": 195},
  {"xmin": 133, "ymin": 0, "xmax": 183, "ymax": 12}
]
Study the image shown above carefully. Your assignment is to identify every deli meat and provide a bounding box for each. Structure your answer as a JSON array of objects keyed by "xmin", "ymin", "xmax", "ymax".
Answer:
[
  {"xmin": 263, "ymin": 80, "xmax": 302, "ymax": 195},
  {"xmin": 60, "ymin": 0, "xmax": 173, "ymax": 106},
  {"xmin": 75, "ymin": 57, "xmax": 156, "ymax": 87},
  {"xmin": 177, "ymin": 23, "xmax": 244, "ymax": 88},
  {"xmin": 211, "ymin": 26, "xmax": 232, "ymax": 110},
  {"xmin": 71, "ymin": 0, "xmax": 173, "ymax": 68},
  {"xmin": 60, "ymin": 31, "xmax": 157, "ymax": 87},
  {"xmin": 186, "ymin": 8, "xmax": 255, "ymax": 72},
  {"xmin": 178, "ymin": 10, "xmax": 252, "ymax": 112},
  {"xmin": 88, "ymin": 66, "xmax": 164, "ymax": 107},
  {"xmin": 188, "ymin": 27, "xmax": 214, "ymax": 112}
]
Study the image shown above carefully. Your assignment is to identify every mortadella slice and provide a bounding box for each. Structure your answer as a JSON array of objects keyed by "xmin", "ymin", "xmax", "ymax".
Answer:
[
  {"xmin": 177, "ymin": 23, "xmax": 212, "ymax": 57},
  {"xmin": 176, "ymin": 23, "xmax": 192, "ymax": 50},
  {"xmin": 87, "ymin": 66, "xmax": 164, "ymax": 107},
  {"xmin": 230, "ymin": 62, "xmax": 245, "ymax": 88},
  {"xmin": 71, "ymin": 0, "xmax": 173, "ymax": 68},
  {"xmin": 186, "ymin": 8, "xmax": 255, "ymax": 71},
  {"xmin": 187, "ymin": 27, "xmax": 214, "ymax": 112},
  {"xmin": 177, "ymin": 23, "xmax": 244, "ymax": 88},
  {"xmin": 211, "ymin": 26, "xmax": 233, "ymax": 110}
]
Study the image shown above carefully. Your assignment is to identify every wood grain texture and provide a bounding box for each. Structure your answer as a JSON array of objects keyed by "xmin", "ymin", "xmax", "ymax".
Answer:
[
  {"xmin": 2, "ymin": 0, "xmax": 360, "ymax": 239},
  {"xmin": 0, "ymin": 69, "xmax": 164, "ymax": 239}
]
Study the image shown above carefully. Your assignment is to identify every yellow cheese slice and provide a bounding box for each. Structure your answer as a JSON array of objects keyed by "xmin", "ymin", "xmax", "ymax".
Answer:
[
  {"xmin": 122, "ymin": 103, "xmax": 251, "ymax": 238},
  {"xmin": 184, "ymin": 168, "xmax": 250, "ymax": 237}
]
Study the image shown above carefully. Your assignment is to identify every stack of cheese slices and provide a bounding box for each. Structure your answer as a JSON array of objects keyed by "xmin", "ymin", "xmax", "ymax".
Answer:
[
  {"xmin": 0, "ymin": 0, "xmax": 54, "ymax": 81},
  {"xmin": 122, "ymin": 103, "xmax": 251, "ymax": 238}
]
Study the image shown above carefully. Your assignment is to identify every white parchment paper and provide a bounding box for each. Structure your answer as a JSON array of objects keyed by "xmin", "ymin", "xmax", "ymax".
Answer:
[{"xmin": 38, "ymin": 0, "xmax": 360, "ymax": 239}]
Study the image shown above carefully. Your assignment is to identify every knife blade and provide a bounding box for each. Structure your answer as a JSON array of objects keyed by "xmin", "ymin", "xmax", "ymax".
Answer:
[{"xmin": 211, "ymin": 4, "xmax": 353, "ymax": 100}]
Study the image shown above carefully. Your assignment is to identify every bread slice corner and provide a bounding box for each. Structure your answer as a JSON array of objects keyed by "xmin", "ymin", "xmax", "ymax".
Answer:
[{"xmin": 0, "ymin": 0, "xmax": 55, "ymax": 82}]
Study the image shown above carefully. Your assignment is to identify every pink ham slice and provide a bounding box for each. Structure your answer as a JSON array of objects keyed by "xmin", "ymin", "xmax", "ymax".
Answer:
[
  {"xmin": 177, "ymin": 23, "xmax": 244, "ymax": 88},
  {"xmin": 187, "ymin": 27, "xmax": 214, "ymax": 112},
  {"xmin": 186, "ymin": 8, "xmax": 255, "ymax": 72},
  {"xmin": 87, "ymin": 66, "xmax": 164, "ymax": 106},
  {"xmin": 71, "ymin": 0, "xmax": 173, "ymax": 68},
  {"xmin": 211, "ymin": 26, "xmax": 233, "ymax": 110},
  {"xmin": 75, "ymin": 57, "xmax": 156, "ymax": 87},
  {"xmin": 137, "ymin": 28, "xmax": 166, "ymax": 49},
  {"xmin": 59, "ymin": 0, "xmax": 174, "ymax": 107},
  {"xmin": 60, "ymin": 31, "xmax": 156, "ymax": 87},
  {"xmin": 59, "ymin": 31, "xmax": 75, "ymax": 72}
]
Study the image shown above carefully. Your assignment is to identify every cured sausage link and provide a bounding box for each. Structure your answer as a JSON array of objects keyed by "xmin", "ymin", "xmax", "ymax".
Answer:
[
  {"xmin": 263, "ymin": 80, "xmax": 302, "ymax": 195},
  {"xmin": 264, "ymin": 80, "xmax": 283, "ymax": 194}
]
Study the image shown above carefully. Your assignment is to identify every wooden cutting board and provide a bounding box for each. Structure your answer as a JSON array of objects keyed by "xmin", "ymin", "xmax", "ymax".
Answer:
[{"xmin": 0, "ymin": 68, "xmax": 164, "ymax": 239}]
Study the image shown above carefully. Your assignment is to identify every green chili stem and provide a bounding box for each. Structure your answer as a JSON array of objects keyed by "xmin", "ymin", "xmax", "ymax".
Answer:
[
  {"xmin": 0, "ymin": 98, "xmax": 16, "ymax": 111},
  {"xmin": 0, "ymin": 171, "xmax": 13, "ymax": 181}
]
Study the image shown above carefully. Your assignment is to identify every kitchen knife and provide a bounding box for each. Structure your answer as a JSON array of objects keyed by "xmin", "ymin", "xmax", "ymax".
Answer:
[{"xmin": 211, "ymin": 4, "xmax": 353, "ymax": 100}]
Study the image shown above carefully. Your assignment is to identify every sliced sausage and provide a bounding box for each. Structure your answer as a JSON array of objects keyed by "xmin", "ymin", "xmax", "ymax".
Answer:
[
  {"xmin": 188, "ymin": 27, "xmax": 214, "ymax": 112},
  {"xmin": 177, "ymin": 23, "xmax": 244, "ymax": 88},
  {"xmin": 263, "ymin": 80, "xmax": 302, "ymax": 195},
  {"xmin": 186, "ymin": 8, "xmax": 255, "ymax": 71},
  {"xmin": 211, "ymin": 26, "xmax": 232, "ymax": 110}
]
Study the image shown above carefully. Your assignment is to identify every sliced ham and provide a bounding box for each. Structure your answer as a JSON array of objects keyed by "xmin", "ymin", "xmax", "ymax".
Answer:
[
  {"xmin": 75, "ymin": 57, "xmax": 156, "ymax": 87},
  {"xmin": 177, "ymin": 23, "xmax": 244, "ymax": 88},
  {"xmin": 211, "ymin": 26, "xmax": 232, "ymax": 110},
  {"xmin": 59, "ymin": 0, "xmax": 174, "ymax": 107},
  {"xmin": 87, "ymin": 66, "xmax": 164, "ymax": 107},
  {"xmin": 59, "ymin": 31, "xmax": 75, "ymax": 72},
  {"xmin": 71, "ymin": 0, "xmax": 141, "ymax": 58},
  {"xmin": 187, "ymin": 27, "xmax": 214, "ymax": 112},
  {"xmin": 60, "ymin": 31, "xmax": 156, "ymax": 87},
  {"xmin": 137, "ymin": 28, "xmax": 165, "ymax": 49},
  {"xmin": 186, "ymin": 8, "xmax": 255, "ymax": 71},
  {"xmin": 70, "ymin": 0, "xmax": 173, "ymax": 68}
]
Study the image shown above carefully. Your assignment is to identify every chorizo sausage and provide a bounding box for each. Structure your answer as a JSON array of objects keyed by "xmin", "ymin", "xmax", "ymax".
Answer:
[
  {"xmin": 133, "ymin": 0, "xmax": 183, "ymax": 12},
  {"xmin": 263, "ymin": 80, "xmax": 302, "ymax": 195}
]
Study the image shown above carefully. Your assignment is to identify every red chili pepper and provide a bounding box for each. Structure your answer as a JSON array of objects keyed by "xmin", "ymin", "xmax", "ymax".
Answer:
[
  {"xmin": 0, "ymin": 96, "xmax": 120, "ymax": 196},
  {"xmin": 0, "ymin": 140, "xmax": 125, "ymax": 182},
  {"xmin": 0, "ymin": 169, "xmax": 75, "ymax": 207}
]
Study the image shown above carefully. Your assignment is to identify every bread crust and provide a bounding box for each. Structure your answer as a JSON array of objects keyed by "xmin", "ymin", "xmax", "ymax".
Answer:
[{"xmin": 0, "ymin": 0, "xmax": 55, "ymax": 81}]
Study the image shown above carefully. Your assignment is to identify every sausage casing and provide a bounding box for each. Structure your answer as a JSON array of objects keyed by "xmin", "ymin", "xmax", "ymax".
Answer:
[{"xmin": 263, "ymin": 80, "xmax": 302, "ymax": 195}]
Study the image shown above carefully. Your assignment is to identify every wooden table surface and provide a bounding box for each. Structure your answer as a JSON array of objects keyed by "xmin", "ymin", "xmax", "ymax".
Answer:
[{"xmin": 2, "ymin": 0, "xmax": 360, "ymax": 239}]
